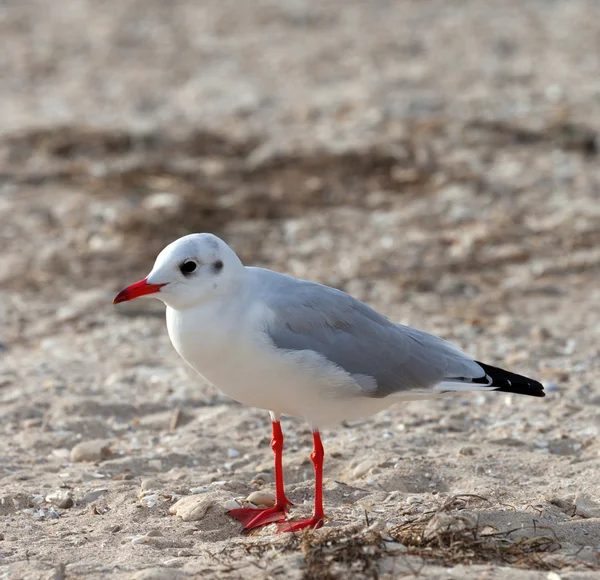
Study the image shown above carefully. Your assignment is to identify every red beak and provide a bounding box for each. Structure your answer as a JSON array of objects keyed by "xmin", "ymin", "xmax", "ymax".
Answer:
[{"xmin": 113, "ymin": 279, "xmax": 167, "ymax": 304}]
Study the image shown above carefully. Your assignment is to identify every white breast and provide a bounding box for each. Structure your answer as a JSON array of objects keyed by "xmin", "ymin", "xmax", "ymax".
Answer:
[{"xmin": 165, "ymin": 299, "xmax": 393, "ymax": 427}]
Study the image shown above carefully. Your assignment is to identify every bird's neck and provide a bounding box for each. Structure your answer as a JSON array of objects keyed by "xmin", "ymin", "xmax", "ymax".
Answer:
[{"xmin": 165, "ymin": 282, "xmax": 251, "ymax": 372}]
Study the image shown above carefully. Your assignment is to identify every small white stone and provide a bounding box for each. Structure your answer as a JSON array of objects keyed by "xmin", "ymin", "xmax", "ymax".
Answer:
[
  {"xmin": 407, "ymin": 496, "xmax": 424, "ymax": 504},
  {"xmin": 140, "ymin": 478, "xmax": 161, "ymax": 492},
  {"xmin": 81, "ymin": 489, "xmax": 108, "ymax": 503},
  {"xmin": 575, "ymin": 493, "xmax": 600, "ymax": 518},
  {"xmin": 51, "ymin": 449, "xmax": 71, "ymax": 459},
  {"xmin": 45, "ymin": 490, "xmax": 74, "ymax": 509},
  {"xmin": 46, "ymin": 507, "xmax": 61, "ymax": 519},
  {"xmin": 352, "ymin": 460, "xmax": 375, "ymax": 479},
  {"xmin": 246, "ymin": 491, "xmax": 276, "ymax": 508},
  {"xmin": 170, "ymin": 494, "xmax": 216, "ymax": 522},
  {"xmin": 142, "ymin": 192, "xmax": 183, "ymax": 215},
  {"xmin": 188, "ymin": 486, "xmax": 211, "ymax": 494},
  {"xmin": 70, "ymin": 440, "xmax": 112, "ymax": 463},
  {"xmin": 383, "ymin": 541, "xmax": 407, "ymax": 552},
  {"xmin": 224, "ymin": 499, "xmax": 243, "ymax": 510},
  {"xmin": 162, "ymin": 558, "xmax": 183, "ymax": 568},
  {"xmin": 140, "ymin": 494, "xmax": 159, "ymax": 508}
]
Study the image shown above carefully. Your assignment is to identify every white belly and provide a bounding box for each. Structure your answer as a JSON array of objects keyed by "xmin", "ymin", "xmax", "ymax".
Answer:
[{"xmin": 165, "ymin": 303, "xmax": 394, "ymax": 427}]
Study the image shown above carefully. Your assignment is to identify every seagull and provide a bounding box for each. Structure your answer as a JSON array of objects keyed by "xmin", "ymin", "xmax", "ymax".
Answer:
[{"xmin": 113, "ymin": 233, "xmax": 544, "ymax": 533}]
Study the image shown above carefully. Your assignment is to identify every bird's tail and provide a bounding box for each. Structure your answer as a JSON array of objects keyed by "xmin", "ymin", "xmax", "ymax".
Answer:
[
  {"xmin": 474, "ymin": 361, "xmax": 545, "ymax": 397},
  {"xmin": 435, "ymin": 361, "xmax": 545, "ymax": 398}
]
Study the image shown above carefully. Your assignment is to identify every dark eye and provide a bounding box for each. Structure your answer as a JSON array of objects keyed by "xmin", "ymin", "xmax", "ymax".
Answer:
[
  {"xmin": 213, "ymin": 260, "xmax": 224, "ymax": 272},
  {"xmin": 179, "ymin": 260, "xmax": 197, "ymax": 275}
]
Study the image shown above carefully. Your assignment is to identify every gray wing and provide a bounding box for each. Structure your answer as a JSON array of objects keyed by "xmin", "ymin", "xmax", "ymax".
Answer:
[{"xmin": 257, "ymin": 269, "xmax": 487, "ymax": 398}]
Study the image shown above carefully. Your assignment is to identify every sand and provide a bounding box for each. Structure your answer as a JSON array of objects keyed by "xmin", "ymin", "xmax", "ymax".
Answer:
[{"xmin": 1, "ymin": 1, "xmax": 600, "ymax": 578}]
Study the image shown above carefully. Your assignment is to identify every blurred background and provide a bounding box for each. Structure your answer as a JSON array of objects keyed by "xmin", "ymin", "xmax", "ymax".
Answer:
[
  {"xmin": 1, "ymin": 0, "xmax": 599, "ymax": 314},
  {"xmin": 1, "ymin": 1, "xmax": 600, "ymax": 575}
]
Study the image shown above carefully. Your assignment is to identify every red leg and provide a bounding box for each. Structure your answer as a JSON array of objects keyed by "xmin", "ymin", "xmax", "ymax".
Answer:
[
  {"xmin": 277, "ymin": 430, "xmax": 325, "ymax": 533},
  {"xmin": 227, "ymin": 419, "xmax": 293, "ymax": 531}
]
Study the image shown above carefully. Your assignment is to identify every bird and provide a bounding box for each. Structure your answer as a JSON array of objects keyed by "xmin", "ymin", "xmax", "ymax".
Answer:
[{"xmin": 113, "ymin": 233, "xmax": 544, "ymax": 533}]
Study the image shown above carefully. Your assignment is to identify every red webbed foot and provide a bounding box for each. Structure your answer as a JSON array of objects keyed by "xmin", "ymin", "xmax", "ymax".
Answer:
[
  {"xmin": 228, "ymin": 499, "xmax": 292, "ymax": 531},
  {"xmin": 276, "ymin": 515, "xmax": 324, "ymax": 533}
]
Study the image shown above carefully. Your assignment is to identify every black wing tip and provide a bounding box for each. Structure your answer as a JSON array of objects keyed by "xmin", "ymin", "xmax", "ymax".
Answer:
[
  {"xmin": 494, "ymin": 385, "xmax": 546, "ymax": 398},
  {"xmin": 475, "ymin": 361, "xmax": 545, "ymax": 398}
]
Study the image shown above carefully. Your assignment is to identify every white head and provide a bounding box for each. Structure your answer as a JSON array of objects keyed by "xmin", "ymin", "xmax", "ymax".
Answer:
[{"xmin": 113, "ymin": 233, "xmax": 244, "ymax": 310}]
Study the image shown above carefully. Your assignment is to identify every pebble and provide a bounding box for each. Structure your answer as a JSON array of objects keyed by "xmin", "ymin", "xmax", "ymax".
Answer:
[
  {"xmin": 70, "ymin": 440, "xmax": 112, "ymax": 463},
  {"xmin": 46, "ymin": 507, "xmax": 60, "ymax": 519},
  {"xmin": 227, "ymin": 448, "xmax": 240, "ymax": 459},
  {"xmin": 424, "ymin": 512, "xmax": 477, "ymax": 540},
  {"xmin": 80, "ymin": 489, "xmax": 109, "ymax": 504},
  {"xmin": 352, "ymin": 460, "xmax": 375, "ymax": 479},
  {"xmin": 188, "ymin": 486, "xmax": 211, "ymax": 494},
  {"xmin": 548, "ymin": 438, "xmax": 582, "ymax": 456},
  {"xmin": 383, "ymin": 541, "xmax": 407, "ymax": 553},
  {"xmin": 406, "ymin": 496, "xmax": 424, "ymax": 504},
  {"xmin": 113, "ymin": 473, "xmax": 135, "ymax": 481},
  {"xmin": 548, "ymin": 496, "xmax": 573, "ymax": 510},
  {"xmin": 142, "ymin": 192, "xmax": 183, "ymax": 215},
  {"xmin": 575, "ymin": 493, "xmax": 600, "ymax": 518},
  {"xmin": 224, "ymin": 499, "xmax": 243, "ymax": 510},
  {"xmin": 140, "ymin": 494, "xmax": 159, "ymax": 508},
  {"xmin": 458, "ymin": 446, "xmax": 476, "ymax": 456},
  {"xmin": 246, "ymin": 490, "xmax": 276, "ymax": 508},
  {"xmin": 249, "ymin": 472, "xmax": 273, "ymax": 485},
  {"xmin": 169, "ymin": 408, "xmax": 183, "ymax": 431},
  {"xmin": 52, "ymin": 449, "xmax": 71, "ymax": 460},
  {"xmin": 46, "ymin": 491, "xmax": 74, "ymax": 509},
  {"xmin": 169, "ymin": 494, "xmax": 216, "ymax": 522},
  {"xmin": 140, "ymin": 478, "xmax": 161, "ymax": 493},
  {"xmin": 24, "ymin": 508, "xmax": 47, "ymax": 520},
  {"xmin": 162, "ymin": 558, "xmax": 184, "ymax": 568}
]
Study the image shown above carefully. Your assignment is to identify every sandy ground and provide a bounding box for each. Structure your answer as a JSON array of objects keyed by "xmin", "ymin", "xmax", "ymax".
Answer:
[{"xmin": 1, "ymin": 1, "xmax": 600, "ymax": 578}]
